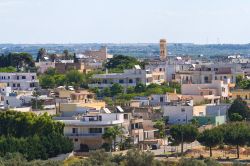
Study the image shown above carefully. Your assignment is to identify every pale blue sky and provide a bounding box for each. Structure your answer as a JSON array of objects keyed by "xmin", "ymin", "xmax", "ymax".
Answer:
[{"xmin": 0, "ymin": 0, "xmax": 250, "ymax": 44}]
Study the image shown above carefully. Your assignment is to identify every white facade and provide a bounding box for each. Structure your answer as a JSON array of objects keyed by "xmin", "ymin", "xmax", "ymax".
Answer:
[
  {"xmin": 145, "ymin": 63, "xmax": 166, "ymax": 84},
  {"xmin": 55, "ymin": 113, "xmax": 127, "ymax": 150},
  {"xmin": 3, "ymin": 92, "xmax": 33, "ymax": 108},
  {"xmin": 0, "ymin": 73, "xmax": 39, "ymax": 90},
  {"xmin": 150, "ymin": 94, "xmax": 170, "ymax": 106},
  {"xmin": 89, "ymin": 67, "xmax": 154, "ymax": 89},
  {"xmin": 163, "ymin": 105, "xmax": 193, "ymax": 124}
]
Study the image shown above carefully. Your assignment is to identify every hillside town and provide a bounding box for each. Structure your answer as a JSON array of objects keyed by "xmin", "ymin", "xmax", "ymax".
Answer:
[{"xmin": 1, "ymin": 38, "xmax": 250, "ymax": 165}]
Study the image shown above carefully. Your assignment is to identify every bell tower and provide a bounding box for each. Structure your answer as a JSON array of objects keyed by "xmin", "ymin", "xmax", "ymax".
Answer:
[{"xmin": 160, "ymin": 39, "xmax": 167, "ymax": 61}]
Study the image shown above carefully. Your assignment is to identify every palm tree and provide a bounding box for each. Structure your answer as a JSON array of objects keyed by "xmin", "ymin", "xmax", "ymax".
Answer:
[{"xmin": 102, "ymin": 125, "xmax": 123, "ymax": 152}]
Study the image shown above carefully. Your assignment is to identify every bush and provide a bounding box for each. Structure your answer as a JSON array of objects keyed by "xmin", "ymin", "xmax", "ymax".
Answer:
[
  {"xmin": 0, "ymin": 111, "xmax": 73, "ymax": 160},
  {"xmin": 101, "ymin": 143, "xmax": 111, "ymax": 152}
]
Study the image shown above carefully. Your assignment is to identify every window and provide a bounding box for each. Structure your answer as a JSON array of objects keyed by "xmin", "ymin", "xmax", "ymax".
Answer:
[
  {"xmin": 74, "ymin": 139, "xmax": 78, "ymax": 142},
  {"xmin": 17, "ymin": 76, "xmax": 19, "ymax": 80},
  {"xmin": 204, "ymin": 76, "xmax": 209, "ymax": 83},
  {"xmin": 119, "ymin": 79, "xmax": 124, "ymax": 84},
  {"xmin": 135, "ymin": 123, "xmax": 139, "ymax": 129},
  {"xmin": 181, "ymin": 108, "xmax": 185, "ymax": 112},
  {"xmin": 160, "ymin": 97, "xmax": 164, "ymax": 102},
  {"xmin": 22, "ymin": 76, "xmax": 26, "ymax": 79},
  {"xmin": 89, "ymin": 128, "xmax": 102, "ymax": 133},
  {"xmin": 209, "ymin": 91, "xmax": 212, "ymax": 95},
  {"xmin": 32, "ymin": 76, "xmax": 35, "ymax": 79},
  {"xmin": 98, "ymin": 116, "xmax": 102, "ymax": 121},
  {"xmin": 30, "ymin": 83, "xmax": 35, "ymax": 87},
  {"xmin": 17, "ymin": 83, "xmax": 20, "ymax": 87},
  {"xmin": 222, "ymin": 88, "xmax": 225, "ymax": 92},
  {"xmin": 124, "ymin": 114, "xmax": 128, "ymax": 120},
  {"xmin": 131, "ymin": 124, "xmax": 134, "ymax": 129},
  {"xmin": 172, "ymin": 74, "xmax": 175, "ymax": 79},
  {"xmin": 6, "ymin": 100, "xmax": 9, "ymax": 105},
  {"xmin": 72, "ymin": 128, "xmax": 78, "ymax": 134},
  {"xmin": 215, "ymin": 76, "xmax": 217, "ymax": 80},
  {"xmin": 13, "ymin": 83, "xmax": 16, "ymax": 87},
  {"xmin": 129, "ymin": 79, "xmax": 133, "ymax": 83}
]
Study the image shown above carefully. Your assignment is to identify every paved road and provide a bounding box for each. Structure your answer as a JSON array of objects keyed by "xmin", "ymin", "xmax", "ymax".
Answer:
[{"xmin": 151, "ymin": 141, "xmax": 200, "ymax": 156}]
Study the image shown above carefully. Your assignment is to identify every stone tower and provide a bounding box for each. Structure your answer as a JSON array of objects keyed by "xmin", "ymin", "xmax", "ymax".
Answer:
[{"xmin": 160, "ymin": 39, "xmax": 167, "ymax": 61}]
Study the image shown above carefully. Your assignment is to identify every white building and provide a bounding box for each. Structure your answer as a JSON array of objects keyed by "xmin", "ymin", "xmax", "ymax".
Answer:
[
  {"xmin": 89, "ymin": 66, "xmax": 155, "ymax": 89},
  {"xmin": 145, "ymin": 63, "xmax": 166, "ymax": 84},
  {"xmin": 55, "ymin": 111, "xmax": 127, "ymax": 151},
  {"xmin": 3, "ymin": 90, "xmax": 33, "ymax": 108},
  {"xmin": 163, "ymin": 104, "xmax": 194, "ymax": 124},
  {"xmin": 174, "ymin": 63, "xmax": 243, "ymax": 84},
  {"xmin": 0, "ymin": 73, "xmax": 39, "ymax": 90},
  {"xmin": 181, "ymin": 80, "xmax": 231, "ymax": 99}
]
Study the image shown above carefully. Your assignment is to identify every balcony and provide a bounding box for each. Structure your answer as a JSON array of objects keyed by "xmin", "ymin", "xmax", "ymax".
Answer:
[
  {"xmin": 60, "ymin": 119, "xmax": 123, "ymax": 126},
  {"xmin": 65, "ymin": 133, "xmax": 102, "ymax": 138}
]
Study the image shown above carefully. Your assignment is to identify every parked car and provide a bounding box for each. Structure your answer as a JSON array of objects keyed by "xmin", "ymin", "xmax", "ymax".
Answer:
[{"xmin": 151, "ymin": 144, "xmax": 159, "ymax": 150}]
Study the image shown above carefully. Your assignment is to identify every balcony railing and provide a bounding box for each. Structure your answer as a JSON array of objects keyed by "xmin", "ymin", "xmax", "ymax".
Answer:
[{"xmin": 65, "ymin": 133, "xmax": 102, "ymax": 137}]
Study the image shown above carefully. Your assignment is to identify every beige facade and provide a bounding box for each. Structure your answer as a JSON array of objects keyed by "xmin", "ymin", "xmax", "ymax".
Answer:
[
  {"xmin": 83, "ymin": 47, "xmax": 113, "ymax": 62},
  {"xmin": 160, "ymin": 39, "xmax": 167, "ymax": 61},
  {"xmin": 181, "ymin": 80, "xmax": 231, "ymax": 99},
  {"xmin": 60, "ymin": 101, "xmax": 106, "ymax": 112},
  {"xmin": 55, "ymin": 62, "xmax": 92, "ymax": 74},
  {"xmin": 174, "ymin": 64, "xmax": 243, "ymax": 84},
  {"xmin": 231, "ymin": 89, "xmax": 250, "ymax": 105}
]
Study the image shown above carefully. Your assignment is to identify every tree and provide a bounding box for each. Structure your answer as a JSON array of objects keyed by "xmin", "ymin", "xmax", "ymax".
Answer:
[
  {"xmin": 45, "ymin": 67, "xmax": 57, "ymax": 76},
  {"xmin": 230, "ymin": 113, "xmax": 243, "ymax": 122},
  {"xmin": 63, "ymin": 49, "xmax": 70, "ymax": 60},
  {"xmin": 102, "ymin": 125, "xmax": 123, "ymax": 151},
  {"xmin": 105, "ymin": 55, "xmax": 141, "ymax": 71},
  {"xmin": 37, "ymin": 48, "xmax": 47, "ymax": 62},
  {"xmin": 198, "ymin": 128, "xmax": 223, "ymax": 157},
  {"xmin": 127, "ymin": 86, "xmax": 135, "ymax": 94},
  {"xmin": 10, "ymin": 53, "xmax": 34, "ymax": 71},
  {"xmin": 222, "ymin": 122, "xmax": 249, "ymax": 159},
  {"xmin": 153, "ymin": 120, "xmax": 165, "ymax": 138},
  {"xmin": 102, "ymin": 87, "xmax": 111, "ymax": 97},
  {"xmin": 134, "ymin": 83, "xmax": 146, "ymax": 93},
  {"xmin": 0, "ymin": 111, "xmax": 73, "ymax": 160},
  {"xmin": 110, "ymin": 83, "xmax": 124, "ymax": 96},
  {"xmin": 39, "ymin": 75, "xmax": 55, "ymax": 89},
  {"xmin": 65, "ymin": 70, "xmax": 83, "ymax": 89},
  {"xmin": 228, "ymin": 98, "xmax": 250, "ymax": 121},
  {"xmin": 170, "ymin": 124, "xmax": 198, "ymax": 156}
]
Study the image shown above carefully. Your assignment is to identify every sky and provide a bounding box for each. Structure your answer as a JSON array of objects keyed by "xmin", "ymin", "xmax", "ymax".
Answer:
[{"xmin": 0, "ymin": 0, "xmax": 250, "ymax": 44}]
